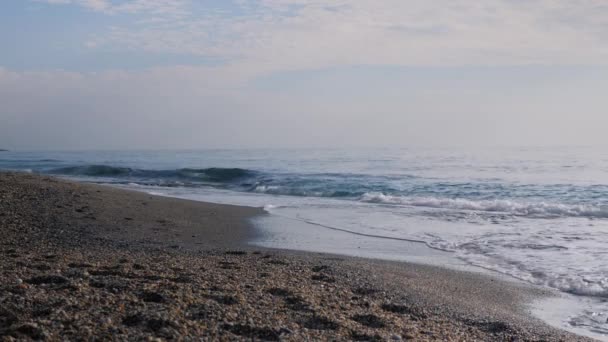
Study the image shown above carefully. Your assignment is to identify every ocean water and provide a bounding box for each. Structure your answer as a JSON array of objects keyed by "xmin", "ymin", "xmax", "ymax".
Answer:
[{"xmin": 2, "ymin": 147, "xmax": 608, "ymax": 338}]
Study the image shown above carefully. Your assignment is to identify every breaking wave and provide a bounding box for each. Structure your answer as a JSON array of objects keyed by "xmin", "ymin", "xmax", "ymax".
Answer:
[
  {"xmin": 251, "ymin": 184, "xmax": 362, "ymax": 198},
  {"xmin": 359, "ymin": 192, "xmax": 608, "ymax": 219}
]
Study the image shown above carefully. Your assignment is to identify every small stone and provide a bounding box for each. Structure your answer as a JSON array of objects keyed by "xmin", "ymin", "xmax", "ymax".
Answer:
[
  {"xmin": 27, "ymin": 275, "xmax": 70, "ymax": 285},
  {"xmin": 312, "ymin": 265, "xmax": 330, "ymax": 272},
  {"xmin": 279, "ymin": 327, "xmax": 293, "ymax": 335},
  {"xmin": 13, "ymin": 323, "xmax": 45, "ymax": 339},
  {"xmin": 140, "ymin": 291, "xmax": 166, "ymax": 303},
  {"xmin": 123, "ymin": 313, "xmax": 145, "ymax": 327},
  {"xmin": 391, "ymin": 334, "xmax": 403, "ymax": 340},
  {"xmin": 352, "ymin": 314, "xmax": 386, "ymax": 328}
]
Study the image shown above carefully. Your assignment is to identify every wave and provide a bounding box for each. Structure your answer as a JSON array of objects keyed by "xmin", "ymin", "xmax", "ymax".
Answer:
[
  {"xmin": 360, "ymin": 192, "xmax": 608, "ymax": 219},
  {"xmin": 178, "ymin": 168, "xmax": 253, "ymax": 182},
  {"xmin": 53, "ymin": 165, "xmax": 132, "ymax": 176},
  {"xmin": 456, "ymin": 253, "xmax": 608, "ymax": 298},
  {"xmin": 49, "ymin": 165, "xmax": 255, "ymax": 183},
  {"xmin": 45, "ymin": 164, "xmax": 608, "ymax": 220},
  {"xmin": 0, "ymin": 158, "xmax": 62, "ymax": 163},
  {"xmin": 251, "ymin": 184, "xmax": 361, "ymax": 198},
  {"xmin": 456, "ymin": 252, "xmax": 608, "ymax": 298},
  {"xmin": 546, "ymin": 276, "xmax": 608, "ymax": 297}
]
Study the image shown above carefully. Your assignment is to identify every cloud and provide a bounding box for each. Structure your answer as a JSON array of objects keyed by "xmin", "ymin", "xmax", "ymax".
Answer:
[
  {"xmin": 8, "ymin": 1, "xmax": 608, "ymax": 149},
  {"xmin": 36, "ymin": 0, "xmax": 189, "ymax": 16},
  {"xmin": 38, "ymin": 0, "xmax": 608, "ymax": 75},
  {"xmin": 37, "ymin": 0, "xmax": 110, "ymax": 11}
]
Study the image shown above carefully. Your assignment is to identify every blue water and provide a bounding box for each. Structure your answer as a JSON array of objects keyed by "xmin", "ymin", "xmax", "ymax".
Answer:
[{"xmin": 2, "ymin": 147, "xmax": 608, "ymax": 337}]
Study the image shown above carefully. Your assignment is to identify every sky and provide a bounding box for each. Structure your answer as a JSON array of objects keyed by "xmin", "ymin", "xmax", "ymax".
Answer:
[{"xmin": 1, "ymin": 0, "xmax": 608, "ymax": 150}]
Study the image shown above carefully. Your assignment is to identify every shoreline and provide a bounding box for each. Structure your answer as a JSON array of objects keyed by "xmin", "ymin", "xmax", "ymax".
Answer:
[{"xmin": 0, "ymin": 172, "xmax": 591, "ymax": 340}]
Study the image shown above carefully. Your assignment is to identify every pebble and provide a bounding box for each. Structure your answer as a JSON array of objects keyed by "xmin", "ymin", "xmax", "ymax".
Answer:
[{"xmin": 279, "ymin": 327, "xmax": 293, "ymax": 335}]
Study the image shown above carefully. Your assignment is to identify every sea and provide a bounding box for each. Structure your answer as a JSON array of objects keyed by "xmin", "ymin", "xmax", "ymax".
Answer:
[{"xmin": 2, "ymin": 147, "xmax": 608, "ymax": 339}]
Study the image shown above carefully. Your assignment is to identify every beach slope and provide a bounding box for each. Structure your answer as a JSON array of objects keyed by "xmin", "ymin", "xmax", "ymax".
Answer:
[{"xmin": 0, "ymin": 172, "xmax": 589, "ymax": 340}]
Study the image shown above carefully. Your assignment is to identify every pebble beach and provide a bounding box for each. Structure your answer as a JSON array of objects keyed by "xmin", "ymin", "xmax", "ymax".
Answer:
[{"xmin": 0, "ymin": 172, "xmax": 591, "ymax": 341}]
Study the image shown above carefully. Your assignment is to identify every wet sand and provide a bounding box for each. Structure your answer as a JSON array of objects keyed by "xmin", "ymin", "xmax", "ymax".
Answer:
[{"xmin": 0, "ymin": 172, "xmax": 590, "ymax": 341}]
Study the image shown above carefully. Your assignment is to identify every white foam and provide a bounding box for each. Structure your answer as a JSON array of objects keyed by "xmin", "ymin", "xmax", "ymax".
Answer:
[
  {"xmin": 359, "ymin": 192, "xmax": 608, "ymax": 218},
  {"xmin": 460, "ymin": 253, "xmax": 608, "ymax": 297},
  {"xmin": 253, "ymin": 185, "xmax": 281, "ymax": 193},
  {"xmin": 546, "ymin": 277, "xmax": 608, "ymax": 297},
  {"xmin": 263, "ymin": 204, "xmax": 279, "ymax": 211}
]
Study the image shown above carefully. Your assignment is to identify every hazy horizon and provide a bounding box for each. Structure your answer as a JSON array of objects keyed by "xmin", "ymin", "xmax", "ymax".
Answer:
[
  {"xmin": 2, "ymin": 1, "xmax": 608, "ymax": 150},
  {"xmin": 4, "ymin": 143, "xmax": 608, "ymax": 152}
]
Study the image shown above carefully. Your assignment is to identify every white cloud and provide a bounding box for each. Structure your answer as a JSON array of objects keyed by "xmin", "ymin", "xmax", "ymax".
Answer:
[
  {"xmin": 21, "ymin": 1, "xmax": 608, "ymax": 93},
  {"xmin": 36, "ymin": 0, "xmax": 189, "ymax": 16},
  {"xmin": 36, "ymin": 0, "xmax": 608, "ymax": 74},
  {"xmin": 39, "ymin": 0, "xmax": 110, "ymax": 11}
]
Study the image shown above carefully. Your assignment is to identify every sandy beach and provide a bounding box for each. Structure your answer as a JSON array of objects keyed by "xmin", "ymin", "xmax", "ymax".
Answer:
[{"xmin": 0, "ymin": 172, "xmax": 590, "ymax": 341}]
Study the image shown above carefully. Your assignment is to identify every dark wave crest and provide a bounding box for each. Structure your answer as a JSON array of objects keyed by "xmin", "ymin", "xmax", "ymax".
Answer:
[
  {"xmin": 49, "ymin": 165, "xmax": 255, "ymax": 183},
  {"xmin": 52, "ymin": 165, "xmax": 132, "ymax": 176},
  {"xmin": 178, "ymin": 168, "xmax": 253, "ymax": 182}
]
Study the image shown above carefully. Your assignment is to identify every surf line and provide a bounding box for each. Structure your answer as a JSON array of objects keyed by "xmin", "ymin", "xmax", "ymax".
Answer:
[
  {"xmin": 264, "ymin": 211, "xmax": 551, "ymax": 284},
  {"xmin": 267, "ymin": 211, "xmax": 453, "ymax": 254}
]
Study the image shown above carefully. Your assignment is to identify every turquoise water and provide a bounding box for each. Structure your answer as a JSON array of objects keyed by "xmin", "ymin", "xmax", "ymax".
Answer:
[{"xmin": 2, "ymin": 146, "xmax": 608, "ymax": 337}]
